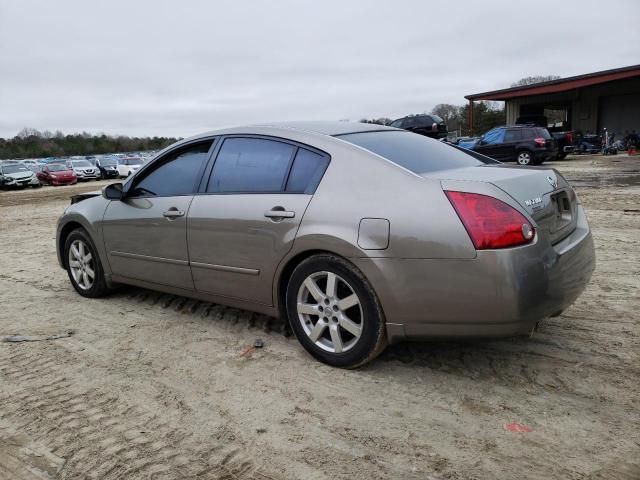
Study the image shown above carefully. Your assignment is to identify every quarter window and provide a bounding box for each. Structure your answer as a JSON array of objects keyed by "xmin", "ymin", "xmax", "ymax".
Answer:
[
  {"xmin": 207, "ymin": 138, "xmax": 295, "ymax": 193},
  {"xmin": 285, "ymin": 148, "xmax": 329, "ymax": 194},
  {"xmin": 130, "ymin": 141, "xmax": 212, "ymax": 197}
]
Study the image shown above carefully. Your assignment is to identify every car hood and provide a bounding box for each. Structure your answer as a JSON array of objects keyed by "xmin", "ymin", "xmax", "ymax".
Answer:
[{"xmin": 3, "ymin": 171, "xmax": 34, "ymax": 180}]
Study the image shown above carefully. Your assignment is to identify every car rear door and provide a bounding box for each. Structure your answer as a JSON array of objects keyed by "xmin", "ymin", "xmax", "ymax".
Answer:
[
  {"xmin": 101, "ymin": 140, "xmax": 214, "ymax": 290},
  {"xmin": 502, "ymin": 128, "xmax": 522, "ymax": 161},
  {"xmin": 187, "ymin": 136, "xmax": 329, "ymax": 306}
]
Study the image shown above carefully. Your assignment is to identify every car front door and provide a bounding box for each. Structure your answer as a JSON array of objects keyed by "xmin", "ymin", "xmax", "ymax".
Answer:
[
  {"xmin": 101, "ymin": 140, "xmax": 214, "ymax": 290},
  {"xmin": 37, "ymin": 168, "xmax": 48, "ymax": 183},
  {"xmin": 475, "ymin": 128, "xmax": 506, "ymax": 160},
  {"xmin": 187, "ymin": 136, "xmax": 330, "ymax": 306}
]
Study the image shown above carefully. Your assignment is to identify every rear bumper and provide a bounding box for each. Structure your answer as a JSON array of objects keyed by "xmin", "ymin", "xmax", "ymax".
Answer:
[
  {"xmin": 533, "ymin": 149, "xmax": 557, "ymax": 161},
  {"xmin": 354, "ymin": 205, "xmax": 595, "ymax": 343}
]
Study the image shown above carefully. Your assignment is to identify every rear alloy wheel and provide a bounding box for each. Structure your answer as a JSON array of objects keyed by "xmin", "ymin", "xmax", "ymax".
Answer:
[
  {"xmin": 286, "ymin": 254, "xmax": 387, "ymax": 368},
  {"xmin": 65, "ymin": 229, "xmax": 110, "ymax": 298},
  {"xmin": 516, "ymin": 150, "xmax": 532, "ymax": 165}
]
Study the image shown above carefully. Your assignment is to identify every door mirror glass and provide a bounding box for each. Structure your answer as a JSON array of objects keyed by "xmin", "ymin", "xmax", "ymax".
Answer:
[{"xmin": 103, "ymin": 182, "xmax": 123, "ymax": 200}]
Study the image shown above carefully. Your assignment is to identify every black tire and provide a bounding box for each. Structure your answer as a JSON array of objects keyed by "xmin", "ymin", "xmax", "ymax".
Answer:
[
  {"xmin": 64, "ymin": 228, "xmax": 110, "ymax": 298},
  {"xmin": 286, "ymin": 254, "xmax": 387, "ymax": 368},
  {"xmin": 32, "ymin": 183, "xmax": 42, "ymax": 188}
]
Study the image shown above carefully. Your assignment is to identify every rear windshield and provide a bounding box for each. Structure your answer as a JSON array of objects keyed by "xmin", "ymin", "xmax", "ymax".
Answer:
[
  {"xmin": 48, "ymin": 164, "xmax": 67, "ymax": 171},
  {"xmin": 337, "ymin": 130, "xmax": 494, "ymax": 174},
  {"xmin": 536, "ymin": 128, "xmax": 551, "ymax": 139},
  {"xmin": 124, "ymin": 158, "xmax": 143, "ymax": 165}
]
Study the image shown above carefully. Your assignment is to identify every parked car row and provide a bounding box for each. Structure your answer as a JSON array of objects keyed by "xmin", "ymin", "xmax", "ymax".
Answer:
[{"xmin": 0, "ymin": 152, "xmax": 157, "ymax": 188}]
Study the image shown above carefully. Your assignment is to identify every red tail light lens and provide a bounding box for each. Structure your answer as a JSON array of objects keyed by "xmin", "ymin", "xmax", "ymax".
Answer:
[
  {"xmin": 534, "ymin": 137, "xmax": 546, "ymax": 147},
  {"xmin": 445, "ymin": 191, "xmax": 535, "ymax": 250}
]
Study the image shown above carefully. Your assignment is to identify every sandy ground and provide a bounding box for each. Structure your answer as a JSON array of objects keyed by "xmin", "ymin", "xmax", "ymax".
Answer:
[{"xmin": 0, "ymin": 156, "xmax": 639, "ymax": 480}]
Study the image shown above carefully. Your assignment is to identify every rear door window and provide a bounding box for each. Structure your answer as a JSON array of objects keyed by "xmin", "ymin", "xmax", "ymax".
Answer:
[
  {"xmin": 207, "ymin": 138, "xmax": 295, "ymax": 193},
  {"xmin": 504, "ymin": 129, "xmax": 522, "ymax": 142}
]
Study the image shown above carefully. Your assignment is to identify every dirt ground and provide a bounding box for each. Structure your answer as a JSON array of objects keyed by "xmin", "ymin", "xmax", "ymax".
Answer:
[{"xmin": 1, "ymin": 155, "xmax": 639, "ymax": 480}]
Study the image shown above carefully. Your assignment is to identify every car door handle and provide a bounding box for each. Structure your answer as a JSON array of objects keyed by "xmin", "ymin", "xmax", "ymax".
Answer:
[
  {"xmin": 163, "ymin": 209, "xmax": 185, "ymax": 218},
  {"xmin": 264, "ymin": 207, "xmax": 295, "ymax": 219}
]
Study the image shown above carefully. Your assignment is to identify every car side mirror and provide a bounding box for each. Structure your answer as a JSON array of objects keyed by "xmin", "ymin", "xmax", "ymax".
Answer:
[{"xmin": 103, "ymin": 182, "xmax": 123, "ymax": 200}]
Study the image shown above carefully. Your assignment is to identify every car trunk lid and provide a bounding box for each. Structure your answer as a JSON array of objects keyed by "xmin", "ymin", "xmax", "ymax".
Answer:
[{"xmin": 427, "ymin": 165, "xmax": 578, "ymax": 245}]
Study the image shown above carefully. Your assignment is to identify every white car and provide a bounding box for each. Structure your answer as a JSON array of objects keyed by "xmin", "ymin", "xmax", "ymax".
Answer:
[
  {"xmin": 117, "ymin": 157, "xmax": 144, "ymax": 178},
  {"xmin": 66, "ymin": 159, "xmax": 100, "ymax": 181}
]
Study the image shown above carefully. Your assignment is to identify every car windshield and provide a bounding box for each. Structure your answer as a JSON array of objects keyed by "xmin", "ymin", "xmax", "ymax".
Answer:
[
  {"xmin": 337, "ymin": 130, "xmax": 494, "ymax": 174},
  {"xmin": 100, "ymin": 159, "xmax": 118, "ymax": 166},
  {"xmin": 48, "ymin": 164, "xmax": 67, "ymax": 171},
  {"xmin": 124, "ymin": 158, "xmax": 143, "ymax": 165},
  {"xmin": 2, "ymin": 164, "xmax": 30, "ymax": 174},
  {"xmin": 431, "ymin": 114, "xmax": 444, "ymax": 123},
  {"xmin": 72, "ymin": 160, "xmax": 91, "ymax": 167}
]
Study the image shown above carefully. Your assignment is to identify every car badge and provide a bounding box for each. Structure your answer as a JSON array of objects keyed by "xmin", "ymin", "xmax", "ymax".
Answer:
[
  {"xmin": 524, "ymin": 197, "xmax": 542, "ymax": 207},
  {"xmin": 547, "ymin": 175, "xmax": 558, "ymax": 188}
]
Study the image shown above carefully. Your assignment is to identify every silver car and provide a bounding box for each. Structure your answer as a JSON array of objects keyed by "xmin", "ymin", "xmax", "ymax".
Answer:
[
  {"xmin": 56, "ymin": 122, "xmax": 595, "ymax": 367},
  {"xmin": 67, "ymin": 159, "xmax": 100, "ymax": 181}
]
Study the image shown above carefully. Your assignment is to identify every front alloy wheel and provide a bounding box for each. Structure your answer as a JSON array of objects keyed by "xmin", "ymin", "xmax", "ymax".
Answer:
[
  {"xmin": 64, "ymin": 228, "xmax": 110, "ymax": 297},
  {"xmin": 68, "ymin": 239, "xmax": 95, "ymax": 290}
]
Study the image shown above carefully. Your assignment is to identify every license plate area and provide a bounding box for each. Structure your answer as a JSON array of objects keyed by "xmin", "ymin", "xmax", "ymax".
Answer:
[{"xmin": 549, "ymin": 191, "xmax": 572, "ymax": 233}]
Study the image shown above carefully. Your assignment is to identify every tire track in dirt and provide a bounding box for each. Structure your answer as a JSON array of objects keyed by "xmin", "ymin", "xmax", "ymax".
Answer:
[{"xmin": 0, "ymin": 344, "xmax": 277, "ymax": 480}]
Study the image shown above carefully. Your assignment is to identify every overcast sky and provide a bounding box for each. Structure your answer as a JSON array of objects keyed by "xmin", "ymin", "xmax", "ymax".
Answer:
[{"xmin": 1, "ymin": 0, "xmax": 638, "ymax": 138}]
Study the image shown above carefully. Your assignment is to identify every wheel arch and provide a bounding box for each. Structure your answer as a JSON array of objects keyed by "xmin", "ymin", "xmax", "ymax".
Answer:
[
  {"xmin": 275, "ymin": 249, "xmax": 334, "ymax": 321},
  {"xmin": 58, "ymin": 220, "xmax": 86, "ymax": 268}
]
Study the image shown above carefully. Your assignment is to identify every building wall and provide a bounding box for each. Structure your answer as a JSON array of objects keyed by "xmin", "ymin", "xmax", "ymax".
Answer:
[{"xmin": 504, "ymin": 77, "xmax": 640, "ymax": 134}]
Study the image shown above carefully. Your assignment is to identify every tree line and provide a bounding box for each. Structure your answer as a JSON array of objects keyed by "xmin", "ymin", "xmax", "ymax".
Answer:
[{"xmin": 0, "ymin": 128, "xmax": 179, "ymax": 159}]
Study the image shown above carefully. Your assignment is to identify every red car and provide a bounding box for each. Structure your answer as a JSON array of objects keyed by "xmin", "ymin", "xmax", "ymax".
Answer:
[{"xmin": 37, "ymin": 163, "xmax": 77, "ymax": 186}]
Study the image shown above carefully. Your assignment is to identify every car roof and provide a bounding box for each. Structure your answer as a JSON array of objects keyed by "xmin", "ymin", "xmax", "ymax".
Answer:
[
  {"xmin": 251, "ymin": 121, "xmax": 397, "ymax": 137},
  {"xmin": 189, "ymin": 121, "xmax": 398, "ymax": 140}
]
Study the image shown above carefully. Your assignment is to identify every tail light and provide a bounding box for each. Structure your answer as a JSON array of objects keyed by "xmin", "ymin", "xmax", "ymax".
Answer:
[
  {"xmin": 445, "ymin": 191, "xmax": 535, "ymax": 250},
  {"xmin": 534, "ymin": 137, "xmax": 546, "ymax": 147},
  {"xmin": 432, "ymin": 122, "xmax": 438, "ymax": 132},
  {"xmin": 566, "ymin": 132, "xmax": 573, "ymax": 144}
]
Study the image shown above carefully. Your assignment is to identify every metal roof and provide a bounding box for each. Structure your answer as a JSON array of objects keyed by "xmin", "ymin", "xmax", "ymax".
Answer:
[{"xmin": 465, "ymin": 64, "xmax": 640, "ymax": 101}]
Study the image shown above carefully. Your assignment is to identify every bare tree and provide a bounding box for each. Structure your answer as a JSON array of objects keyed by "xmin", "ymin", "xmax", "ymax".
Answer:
[
  {"xmin": 431, "ymin": 104, "xmax": 460, "ymax": 124},
  {"xmin": 511, "ymin": 75, "xmax": 561, "ymax": 87}
]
